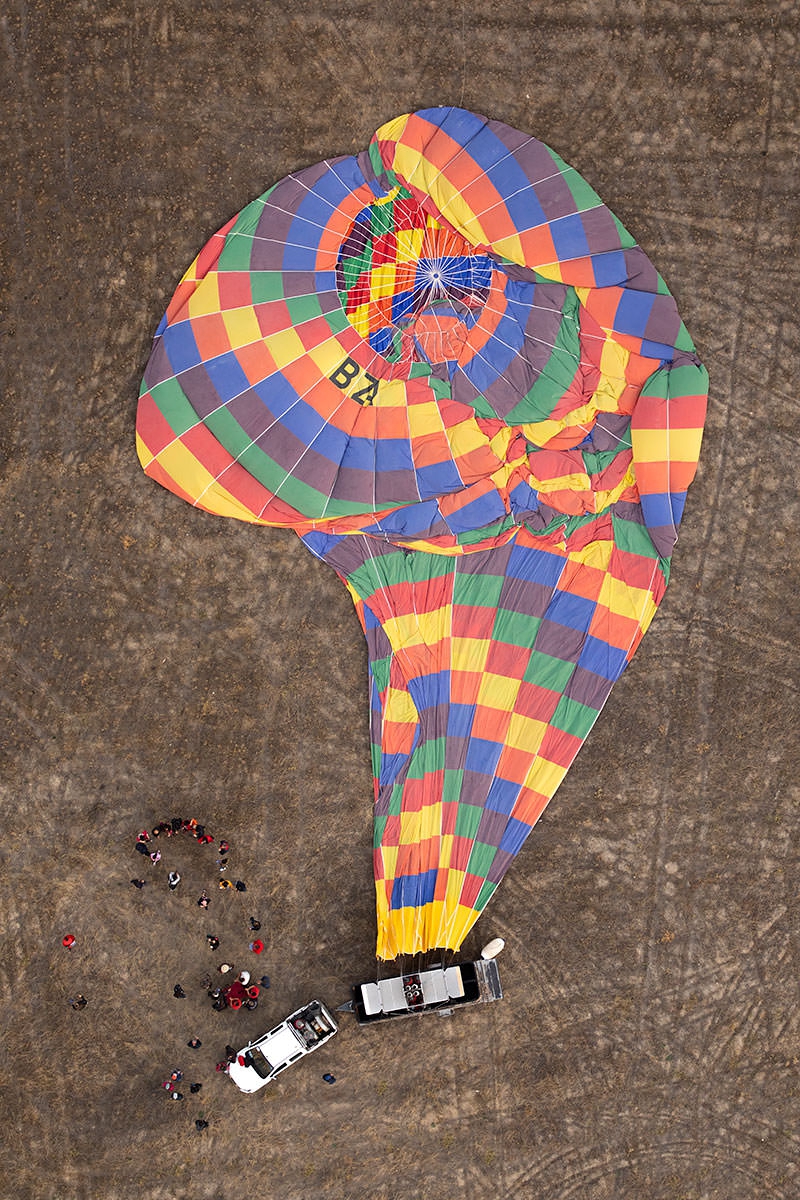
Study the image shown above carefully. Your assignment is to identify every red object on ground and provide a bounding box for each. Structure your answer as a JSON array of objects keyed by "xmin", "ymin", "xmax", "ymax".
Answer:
[
  {"xmin": 223, "ymin": 978, "xmax": 248, "ymax": 1011},
  {"xmin": 62, "ymin": 934, "xmax": 76, "ymax": 948}
]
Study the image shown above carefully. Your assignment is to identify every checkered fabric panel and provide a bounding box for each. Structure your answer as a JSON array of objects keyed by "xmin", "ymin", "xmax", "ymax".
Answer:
[{"xmin": 137, "ymin": 109, "xmax": 708, "ymax": 958}]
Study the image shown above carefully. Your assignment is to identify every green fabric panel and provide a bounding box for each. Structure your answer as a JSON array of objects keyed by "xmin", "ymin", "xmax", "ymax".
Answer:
[
  {"xmin": 452, "ymin": 567, "xmax": 506, "ymax": 609},
  {"xmin": 611, "ymin": 512, "xmax": 662, "ymax": 562},
  {"xmin": 490, "ymin": 612, "xmax": 542, "ymax": 650},
  {"xmin": 523, "ymin": 649, "xmax": 575, "ymax": 691},
  {"xmin": 474, "ymin": 878, "xmax": 497, "ymax": 909},
  {"xmin": 550, "ymin": 694, "xmax": 601, "ymax": 739},
  {"xmin": 146, "ymin": 376, "xmax": 200, "ymax": 438},
  {"xmin": 202, "ymin": 407, "xmax": 369, "ymax": 519},
  {"xmin": 454, "ymin": 805, "xmax": 483, "ymax": 839},
  {"xmin": 248, "ymin": 272, "xmax": 287, "ymax": 305},
  {"xmin": 373, "ymin": 814, "xmax": 387, "ymax": 847},
  {"xmin": 217, "ymin": 231, "xmax": 255, "ymax": 272},
  {"xmin": 464, "ymin": 840, "xmax": 496, "ymax": 878},
  {"xmin": 286, "ymin": 292, "xmax": 323, "ymax": 324},
  {"xmin": 442, "ymin": 768, "xmax": 464, "ymax": 804},
  {"xmin": 502, "ymin": 289, "xmax": 583, "ymax": 426}
]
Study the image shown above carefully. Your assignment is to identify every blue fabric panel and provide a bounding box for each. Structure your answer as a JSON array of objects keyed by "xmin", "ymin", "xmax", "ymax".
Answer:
[
  {"xmin": 391, "ymin": 868, "xmax": 438, "ymax": 910},
  {"xmin": 465, "ymin": 736, "xmax": 504, "ymax": 775},
  {"xmin": 164, "ymin": 322, "xmax": 202, "ymax": 374},
  {"xmin": 498, "ymin": 816, "xmax": 533, "ymax": 854},
  {"xmin": 550, "ymin": 212, "xmax": 591, "ymax": 262},
  {"xmin": 416, "ymin": 460, "xmax": 462, "ymax": 499},
  {"xmin": 485, "ymin": 776, "xmax": 520, "ymax": 816},
  {"xmin": 576, "ymin": 635, "xmax": 629, "ymax": 681},
  {"xmin": 447, "ymin": 703, "xmax": 476, "ymax": 739},
  {"xmin": 546, "ymin": 589, "xmax": 597, "ymax": 633},
  {"xmin": 205, "ymin": 351, "xmax": 253, "ymax": 404},
  {"xmin": 506, "ymin": 542, "xmax": 566, "ymax": 588}
]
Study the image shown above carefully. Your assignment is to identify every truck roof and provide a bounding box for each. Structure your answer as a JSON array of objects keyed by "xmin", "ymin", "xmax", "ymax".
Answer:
[{"xmin": 261, "ymin": 1024, "xmax": 304, "ymax": 1068}]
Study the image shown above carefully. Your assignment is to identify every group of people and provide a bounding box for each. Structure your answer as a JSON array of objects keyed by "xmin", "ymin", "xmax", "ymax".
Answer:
[
  {"xmin": 136, "ymin": 817, "xmax": 224, "ymax": 846},
  {"xmin": 131, "ymin": 821, "xmax": 244, "ymax": 897},
  {"xmin": 160, "ymin": 1070, "xmax": 209, "ymax": 1128},
  {"xmin": 127, "ymin": 818, "xmax": 283, "ymax": 1120}
]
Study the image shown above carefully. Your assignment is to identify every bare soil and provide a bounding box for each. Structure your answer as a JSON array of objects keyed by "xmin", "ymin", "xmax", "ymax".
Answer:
[{"xmin": 2, "ymin": 3, "xmax": 799, "ymax": 1198}]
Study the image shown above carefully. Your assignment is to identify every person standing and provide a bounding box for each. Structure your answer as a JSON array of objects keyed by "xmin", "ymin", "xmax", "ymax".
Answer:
[{"xmin": 168, "ymin": 871, "xmax": 181, "ymax": 891}]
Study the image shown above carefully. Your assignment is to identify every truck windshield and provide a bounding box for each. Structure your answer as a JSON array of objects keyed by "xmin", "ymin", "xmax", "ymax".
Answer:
[{"xmin": 246, "ymin": 1047, "xmax": 272, "ymax": 1079}]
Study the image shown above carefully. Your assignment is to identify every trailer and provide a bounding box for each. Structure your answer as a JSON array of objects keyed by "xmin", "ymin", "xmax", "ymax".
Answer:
[{"xmin": 344, "ymin": 947, "xmax": 503, "ymax": 1025}]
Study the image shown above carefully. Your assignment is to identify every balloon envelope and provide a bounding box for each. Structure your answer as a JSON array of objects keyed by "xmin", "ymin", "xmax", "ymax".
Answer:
[{"xmin": 137, "ymin": 108, "xmax": 708, "ymax": 959}]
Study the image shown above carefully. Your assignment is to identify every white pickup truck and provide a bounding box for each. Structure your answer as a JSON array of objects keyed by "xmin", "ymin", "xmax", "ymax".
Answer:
[{"xmin": 227, "ymin": 1000, "xmax": 338, "ymax": 1093}]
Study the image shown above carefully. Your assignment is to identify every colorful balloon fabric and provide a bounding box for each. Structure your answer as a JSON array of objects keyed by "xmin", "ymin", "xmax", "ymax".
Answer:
[{"xmin": 137, "ymin": 107, "xmax": 708, "ymax": 960}]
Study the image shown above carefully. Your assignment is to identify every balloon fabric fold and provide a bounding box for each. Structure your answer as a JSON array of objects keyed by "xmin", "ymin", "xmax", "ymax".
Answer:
[{"xmin": 136, "ymin": 107, "xmax": 708, "ymax": 960}]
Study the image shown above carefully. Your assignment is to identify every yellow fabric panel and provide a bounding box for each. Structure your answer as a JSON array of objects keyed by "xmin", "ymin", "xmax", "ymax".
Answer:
[
  {"xmin": 382, "ymin": 605, "xmax": 449, "ymax": 652},
  {"xmin": 425, "ymin": 899, "xmax": 447, "ymax": 947},
  {"xmin": 632, "ymin": 426, "xmax": 705, "ymax": 463},
  {"xmin": 395, "ymin": 227, "xmax": 426, "ymax": 261},
  {"xmin": 533, "ymin": 262, "xmax": 564, "ymax": 284},
  {"xmin": 598, "ymin": 336, "xmax": 630, "ymax": 396},
  {"xmin": 521, "ymin": 397, "xmax": 599, "ymax": 449},
  {"xmin": 443, "ymin": 869, "xmax": 466, "ymax": 913},
  {"xmin": 597, "ymin": 570, "xmax": 658, "ymax": 625},
  {"xmin": 373, "ymin": 112, "xmax": 411, "ymax": 150},
  {"xmin": 384, "ymin": 685, "xmax": 419, "ymax": 726},
  {"xmin": 377, "ymin": 843, "xmax": 398, "ymax": 879},
  {"xmin": 346, "ymin": 303, "xmax": 372, "ymax": 337},
  {"xmin": 533, "ymin": 468, "xmax": 592, "ymax": 494},
  {"xmin": 375, "ymin": 896, "xmax": 483, "ymax": 957},
  {"xmin": 445, "ymin": 416, "xmax": 496, "ymax": 464},
  {"xmin": 489, "ymin": 426, "xmax": 523, "ymax": 465},
  {"xmin": 525, "ymin": 756, "xmax": 569, "ymax": 798},
  {"xmin": 451, "ymin": 635, "xmax": 491, "ymax": 673},
  {"xmin": 505, "ymin": 711, "xmax": 547, "ymax": 753},
  {"xmin": 264, "ymin": 326, "xmax": 306, "ymax": 371},
  {"xmin": 307, "ymin": 337, "xmax": 358, "ymax": 380},
  {"xmin": 591, "ymin": 463, "xmax": 638, "ymax": 512},
  {"xmin": 374, "ymin": 378, "xmax": 411, "ymax": 408},
  {"xmin": 370, "ymin": 264, "xmax": 397, "ymax": 299},
  {"xmin": 221, "ymin": 305, "xmax": 262, "ymax": 351},
  {"xmin": 437, "ymin": 833, "xmax": 453, "ymax": 870},
  {"xmin": 444, "ymin": 904, "xmax": 481, "ymax": 952},
  {"xmin": 477, "ymin": 671, "xmax": 521, "ymax": 710},
  {"xmin": 150, "ymin": 438, "xmax": 259, "ymax": 521},
  {"xmin": 405, "ymin": 398, "xmax": 448, "ymax": 439},
  {"xmin": 567, "ymin": 535, "xmax": 614, "ymax": 573},
  {"xmin": 186, "ymin": 274, "xmax": 221, "ymax": 319},
  {"xmin": 418, "ymin": 801, "xmax": 442, "ymax": 847},
  {"xmin": 486, "ymin": 231, "xmax": 527, "ymax": 265}
]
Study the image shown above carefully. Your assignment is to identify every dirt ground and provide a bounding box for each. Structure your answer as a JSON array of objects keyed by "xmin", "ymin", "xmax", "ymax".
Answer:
[{"xmin": 2, "ymin": 2, "xmax": 799, "ymax": 1198}]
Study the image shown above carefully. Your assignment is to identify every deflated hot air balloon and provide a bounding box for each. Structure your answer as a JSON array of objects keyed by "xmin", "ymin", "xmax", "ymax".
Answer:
[{"xmin": 137, "ymin": 107, "xmax": 708, "ymax": 960}]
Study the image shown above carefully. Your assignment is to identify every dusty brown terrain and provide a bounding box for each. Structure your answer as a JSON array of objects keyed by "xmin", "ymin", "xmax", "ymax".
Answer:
[{"xmin": 2, "ymin": 2, "xmax": 799, "ymax": 1198}]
